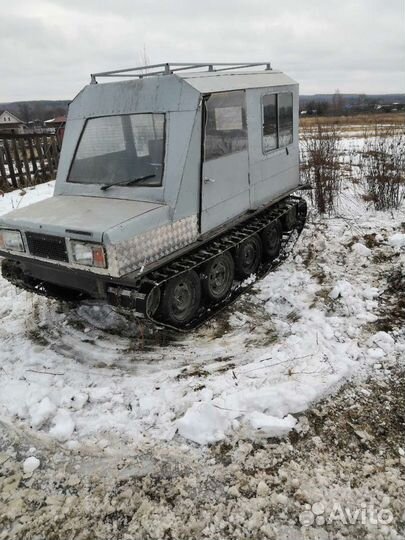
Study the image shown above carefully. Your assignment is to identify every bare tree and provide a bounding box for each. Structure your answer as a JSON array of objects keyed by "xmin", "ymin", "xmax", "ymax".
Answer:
[
  {"xmin": 332, "ymin": 89, "xmax": 344, "ymax": 116},
  {"xmin": 360, "ymin": 124, "xmax": 405, "ymax": 210},
  {"xmin": 300, "ymin": 123, "xmax": 342, "ymax": 214}
]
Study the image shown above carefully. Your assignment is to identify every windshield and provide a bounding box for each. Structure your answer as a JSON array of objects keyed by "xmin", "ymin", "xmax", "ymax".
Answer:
[{"xmin": 68, "ymin": 113, "xmax": 165, "ymax": 187}]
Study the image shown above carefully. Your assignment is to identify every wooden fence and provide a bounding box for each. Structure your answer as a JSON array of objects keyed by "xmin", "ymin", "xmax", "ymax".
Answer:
[{"xmin": 0, "ymin": 133, "xmax": 61, "ymax": 192}]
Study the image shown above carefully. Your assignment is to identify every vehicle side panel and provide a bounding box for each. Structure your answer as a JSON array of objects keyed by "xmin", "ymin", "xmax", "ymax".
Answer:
[{"xmin": 246, "ymin": 84, "xmax": 300, "ymax": 208}]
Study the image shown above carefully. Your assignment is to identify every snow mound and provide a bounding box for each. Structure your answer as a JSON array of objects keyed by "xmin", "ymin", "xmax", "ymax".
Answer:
[
  {"xmin": 23, "ymin": 456, "xmax": 40, "ymax": 475},
  {"xmin": 329, "ymin": 280, "xmax": 354, "ymax": 300},
  {"xmin": 247, "ymin": 412, "xmax": 297, "ymax": 437},
  {"xmin": 368, "ymin": 331, "xmax": 395, "ymax": 355},
  {"xmin": 177, "ymin": 403, "xmax": 231, "ymax": 445},
  {"xmin": 30, "ymin": 397, "xmax": 57, "ymax": 428},
  {"xmin": 388, "ymin": 233, "xmax": 405, "ymax": 249},
  {"xmin": 49, "ymin": 409, "xmax": 75, "ymax": 442},
  {"xmin": 351, "ymin": 243, "xmax": 371, "ymax": 257}
]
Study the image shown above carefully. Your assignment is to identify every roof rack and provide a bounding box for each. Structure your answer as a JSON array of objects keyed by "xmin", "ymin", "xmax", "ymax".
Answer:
[{"xmin": 90, "ymin": 62, "xmax": 272, "ymax": 84}]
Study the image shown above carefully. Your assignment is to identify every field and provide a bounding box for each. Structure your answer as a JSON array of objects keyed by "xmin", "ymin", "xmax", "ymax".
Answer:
[
  {"xmin": 0, "ymin": 115, "xmax": 405, "ymax": 539},
  {"xmin": 300, "ymin": 112, "xmax": 405, "ymax": 127}
]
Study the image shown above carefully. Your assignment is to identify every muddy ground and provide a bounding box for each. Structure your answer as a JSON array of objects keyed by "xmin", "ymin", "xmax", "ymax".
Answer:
[{"xmin": 1, "ymin": 363, "xmax": 404, "ymax": 540}]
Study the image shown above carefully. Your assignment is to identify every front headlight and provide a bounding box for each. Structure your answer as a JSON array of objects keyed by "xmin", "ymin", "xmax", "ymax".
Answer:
[
  {"xmin": 0, "ymin": 229, "xmax": 25, "ymax": 253},
  {"xmin": 70, "ymin": 241, "xmax": 107, "ymax": 268}
]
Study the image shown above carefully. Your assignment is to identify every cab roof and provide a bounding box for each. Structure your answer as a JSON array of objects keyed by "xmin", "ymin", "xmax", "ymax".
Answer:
[
  {"xmin": 89, "ymin": 62, "xmax": 297, "ymax": 92},
  {"xmin": 178, "ymin": 70, "xmax": 296, "ymax": 92},
  {"xmin": 68, "ymin": 63, "xmax": 297, "ymax": 119}
]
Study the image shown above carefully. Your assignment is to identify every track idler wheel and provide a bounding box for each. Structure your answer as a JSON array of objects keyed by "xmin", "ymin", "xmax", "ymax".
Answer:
[
  {"xmin": 202, "ymin": 251, "xmax": 234, "ymax": 303},
  {"xmin": 261, "ymin": 219, "xmax": 282, "ymax": 260},
  {"xmin": 159, "ymin": 270, "xmax": 201, "ymax": 325},
  {"xmin": 297, "ymin": 199, "xmax": 308, "ymax": 230},
  {"xmin": 234, "ymin": 233, "xmax": 262, "ymax": 279},
  {"xmin": 282, "ymin": 205, "xmax": 297, "ymax": 231}
]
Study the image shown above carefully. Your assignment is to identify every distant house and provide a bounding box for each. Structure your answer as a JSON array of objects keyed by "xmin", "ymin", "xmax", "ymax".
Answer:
[
  {"xmin": 0, "ymin": 110, "xmax": 26, "ymax": 134},
  {"xmin": 27, "ymin": 119, "xmax": 46, "ymax": 133},
  {"xmin": 45, "ymin": 115, "xmax": 67, "ymax": 142},
  {"xmin": 375, "ymin": 103, "xmax": 405, "ymax": 113}
]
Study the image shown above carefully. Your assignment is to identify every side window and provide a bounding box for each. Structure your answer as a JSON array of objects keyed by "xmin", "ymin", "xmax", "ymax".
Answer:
[
  {"xmin": 279, "ymin": 93, "xmax": 293, "ymax": 147},
  {"xmin": 262, "ymin": 92, "xmax": 293, "ymax": 153},
  {"xmin": 204, "ymin": 91, "xmax": 248, "ymax": 161},
  {"xmin": 263, "ymin": 94, "xmax": 278, "ymax": 152}
]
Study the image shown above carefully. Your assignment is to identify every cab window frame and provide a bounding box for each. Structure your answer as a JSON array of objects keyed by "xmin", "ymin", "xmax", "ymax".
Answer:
[
  {"xmin": 261, "ymin": 91, "xmax": 294, "ymax": 155},
  {"xmin": 203, "ymin": 90, "xmax": 248, "ymax": 162},
  {"xmin": 67, "ymin": 112, "xmax": 166, "ymax": 188}
]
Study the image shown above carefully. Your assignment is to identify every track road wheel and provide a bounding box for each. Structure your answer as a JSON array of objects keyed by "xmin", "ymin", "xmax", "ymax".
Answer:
[
  {"xmin": 145, "ymin": 286, "xmax": 161, "ymax": 317},
  {"xmin": 282, "ymin": 206, "xmax": 297, "ymax": 231},
  {"xmin": 160, "ymin": 270, "xmax": 201, "ymax": 326},
  {"xmin": 202, "ymin": 251, "xmax": 234, "ymax": 303},
  {"xmin": 234, "ymin": 234, "xmax": 262, "ymax": 279},
  {"xmin": 261, "ymin": 220, "xmax": 282, "ymax": 260}
]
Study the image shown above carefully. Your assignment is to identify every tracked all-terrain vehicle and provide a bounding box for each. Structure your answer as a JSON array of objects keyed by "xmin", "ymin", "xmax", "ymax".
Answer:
[{"xmin": 0, "ymin": 62, "xmax": 307, "ymax": 330}]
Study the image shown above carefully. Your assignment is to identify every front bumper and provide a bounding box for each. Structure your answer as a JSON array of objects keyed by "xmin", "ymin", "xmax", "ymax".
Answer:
[
  {"xmin": 0, "ymin": 255, "xmax": 148, "ymax": 313},
  {"xmin": 1, "ymin": 256, "xmax": 109, "ymax": 300}
]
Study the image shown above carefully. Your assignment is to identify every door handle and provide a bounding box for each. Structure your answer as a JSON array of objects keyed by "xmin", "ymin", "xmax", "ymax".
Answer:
[{"xmin": 204, "ymin": 177, "xmax": 216, "ymax": 184}]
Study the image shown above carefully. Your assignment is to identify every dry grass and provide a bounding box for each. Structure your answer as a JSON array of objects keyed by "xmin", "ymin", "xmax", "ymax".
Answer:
[
  {"xmin": 300, "ymin": 113, "xmax": 405, "ymax": 138},
  {"xmin": 359, "ymin": 128, "xmax": 405, "ymax": 210},
  {"xmin": 300, "ymin": 123, "xmax": 342, "ymax": 214},
  {"xmin": 300, "ymin": 113, "xmax": 405, "ymax": 128}
]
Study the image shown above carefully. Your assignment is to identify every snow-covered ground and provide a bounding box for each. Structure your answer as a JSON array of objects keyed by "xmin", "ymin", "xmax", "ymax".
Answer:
[
  {"xmin": 0, "ymin": 179, "xmax": 404, "ymax": 451},
  {"xmin": 1, "ymin": 163, "xmax": 405, "ymax": 538}
]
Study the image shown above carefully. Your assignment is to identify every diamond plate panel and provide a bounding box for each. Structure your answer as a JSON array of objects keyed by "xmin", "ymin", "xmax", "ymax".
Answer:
[{"xmin": 108, "ymin": 215, "xmax": 199, "ymax": 276}]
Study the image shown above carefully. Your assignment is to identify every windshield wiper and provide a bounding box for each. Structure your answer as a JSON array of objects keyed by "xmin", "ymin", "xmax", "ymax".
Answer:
[{"xmin": 100, "ymin": 174, "xmax": 156, "ymax": 191}]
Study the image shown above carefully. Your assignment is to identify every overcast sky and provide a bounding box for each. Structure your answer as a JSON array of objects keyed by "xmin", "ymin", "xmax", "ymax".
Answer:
[{"xmin": 1, "ymin": 0, "xmax": 404, "ymax": 102}]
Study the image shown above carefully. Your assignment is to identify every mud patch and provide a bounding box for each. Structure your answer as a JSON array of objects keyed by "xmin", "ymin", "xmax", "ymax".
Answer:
[
  {"xmin": 1, "ymin": 368, "xmax": 404, "ymax": 540},
  {"xmin": 374, "ymin": 265, "xmax": 405, "ymax": 332}
]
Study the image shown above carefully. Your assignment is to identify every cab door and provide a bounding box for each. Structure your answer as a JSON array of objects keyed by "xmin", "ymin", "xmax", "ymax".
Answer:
[{"xmin": 200, "ymin": 91, "xmax": 250, "ymax": 233}]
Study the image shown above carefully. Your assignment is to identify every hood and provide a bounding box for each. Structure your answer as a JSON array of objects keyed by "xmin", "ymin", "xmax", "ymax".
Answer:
[{"xmin": 0, "ymin": 195, "xmax": 163, "ymax": 243}]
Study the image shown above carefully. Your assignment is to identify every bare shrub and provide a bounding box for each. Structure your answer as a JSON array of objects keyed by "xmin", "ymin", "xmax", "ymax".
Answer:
[
  {"xmin": 359, "ymin": 125, "xmax": 405, "ymax": 210},
  {"xmin": 300, "ymin": 123, "xmax": 342, "ymax": 214}
]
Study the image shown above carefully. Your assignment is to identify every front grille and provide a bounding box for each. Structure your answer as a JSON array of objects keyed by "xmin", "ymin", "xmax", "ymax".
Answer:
[{"xmin": 25, "ymin": 232, "xmax": 69, "ymax": 262}]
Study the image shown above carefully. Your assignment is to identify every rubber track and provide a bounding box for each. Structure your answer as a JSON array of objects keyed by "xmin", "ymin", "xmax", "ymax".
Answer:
[{"xmin": 142, "ymin": 195, "xmax": 308, "ymax": 331}]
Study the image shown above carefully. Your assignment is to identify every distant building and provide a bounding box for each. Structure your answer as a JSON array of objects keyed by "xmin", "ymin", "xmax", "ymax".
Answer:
[
  {"xmin": 0, "ymin": 110, "xmax": 26, "ymax": 134},
  {"xmin": 375, "ymin": 103, "xmax": 405, "ymax": 113},
  {"xmin": 27, "ymin": 119, "xmax": 47, "ymax": 133},
  {"xmin": 45, "ymin": 115, "xmax": 67, "ymax": 142}
]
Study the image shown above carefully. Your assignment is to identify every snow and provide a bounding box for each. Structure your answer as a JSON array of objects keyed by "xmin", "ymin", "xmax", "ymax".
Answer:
[
  {"xmin": 177, "ymin": 402, "xmax": 230, "ymax": 445},
  {"xmin": 368, "ymin": 331, "xmax": 396, "ymax": 355},
  {"xmin": 23, "ymin": 456, "xmax": 40, "ymax": 475},
  {"xmin": 256, "ymin": 480, "xmax": 270, "ymax": 497},
  {"xmin": 329, "ymin": 279, "xmax": 355, "ymax": 300},
  {"xmin": 247, "ymin": 412, "xmax": 297, "ymax": 438},
  {"xmin": 49, "ymin": 409, "xmax": 75, "ymax": 442},
  {"xmin": 30, "ymin": 396, "xmax": 57, "ymax": 428},
  {"xmin": 351, "ymin": 242, "xmax": 371, "ymax": 257},
  {"xmin": 0, "ymin": 182, "xmax": 55, "ymax": 214},
  {"xmin": 0, "ymin": 177, "xmax": 404, "ymax": 450},
  {"xmin": 388, "ymin": 232, "xmax": 405, "ymax": 249}
]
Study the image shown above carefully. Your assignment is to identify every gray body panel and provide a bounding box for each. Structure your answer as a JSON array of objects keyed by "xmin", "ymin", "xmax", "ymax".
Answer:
[
  {"xmin": 201, "ymin": 151, "xmax": 249, "ymax": 232},
  {"xmin": 1, "ymin": 196, "xmax": 163, "ymax": 243},
  {"xmin": 246, "ymin": 85, "xmax": 299, "ymax": 207},
  {"xmin": 0, "ymin": 68, "xmax": 300, "ymax": 280}
]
